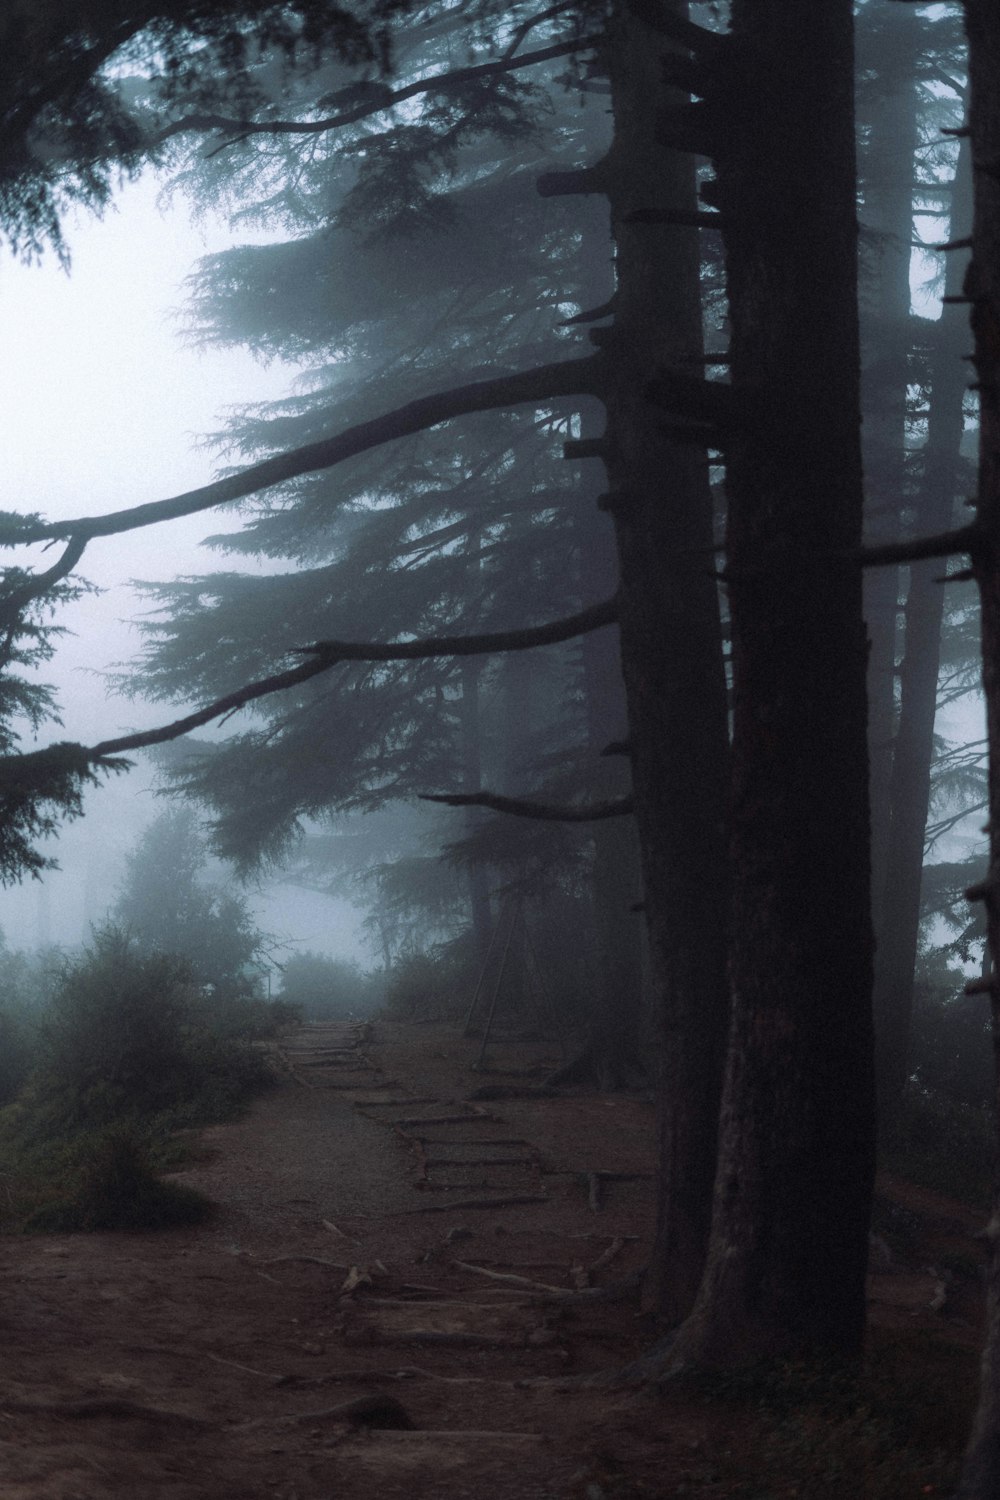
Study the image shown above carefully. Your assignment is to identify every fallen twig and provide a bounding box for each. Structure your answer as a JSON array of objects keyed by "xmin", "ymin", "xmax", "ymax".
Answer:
[
  {"xmin": 451, "ymin": 1260, "xmax": 571, "ymax": 1295},
  {"xmin": 406, "ymin": 1194, "xmax": 549, "ymax": 1214}
]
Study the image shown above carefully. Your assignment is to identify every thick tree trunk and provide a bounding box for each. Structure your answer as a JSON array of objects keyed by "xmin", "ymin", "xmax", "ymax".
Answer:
[
  {"xmin": 669, "ymin": 0, "xmax": 875, "ymax": 1365},
  {"xmin": 601, "ymin": 0, "xmax": 731, "ymax": 1323},
  {"xmin": 874, "ymin": 138, "xmax": 972, "ymax": 1112},
  {"xmin": 956, "ymin": 4, "xmax": 1000, "ymax": 1491}
]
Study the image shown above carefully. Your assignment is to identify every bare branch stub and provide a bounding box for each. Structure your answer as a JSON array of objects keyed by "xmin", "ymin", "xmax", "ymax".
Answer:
[{"xmin": 419, "ymin": 790, "xmax": 635, "ymax": 822}]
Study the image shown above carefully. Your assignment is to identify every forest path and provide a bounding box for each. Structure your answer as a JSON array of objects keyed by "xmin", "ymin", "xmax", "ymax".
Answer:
[
  {"xmin": 0, "ymin": 1017, "xmax": 664, "ymax": 1499},
  {"xmin": 0, "ymin": 1018, "xmax": 986, "ymax": 1498}
]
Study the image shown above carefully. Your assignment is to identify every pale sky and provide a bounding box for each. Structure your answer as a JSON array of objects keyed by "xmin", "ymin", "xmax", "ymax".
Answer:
[{"xmin": 0, "ymin": 170, "xmax": 365, "ymax": 961}]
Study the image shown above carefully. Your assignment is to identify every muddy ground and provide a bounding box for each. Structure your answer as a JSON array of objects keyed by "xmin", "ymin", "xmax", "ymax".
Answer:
[{"xmin": 0, "ymin": 1018, "xmax": 986, "ymax": 1498}]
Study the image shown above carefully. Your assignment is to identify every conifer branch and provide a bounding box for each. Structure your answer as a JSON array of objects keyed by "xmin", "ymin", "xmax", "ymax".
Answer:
[
  {"xmin": 297, "ymin": 597, "xmax": 619, "ymax": 662},
  {"xmin": 9, "ymin": 599, "xmax": 618, "ymax": 767},
  {"xmin": 152, "ymin": 36, "xmax": 600, "ymax": 148},
  {"xmin": 1, "ymin": 358, "xmax": 603, "ymax": 548},
  {"xmin": 420, "ymin": 790, "xmax": 635, "ymax": 821},
  {"xmin": 0, "ymin": 536, "xmax": 88, "ymax": 624},
  {"xmin": 857, "ymin": 523, "xmax": 980, "ymax": 567}
]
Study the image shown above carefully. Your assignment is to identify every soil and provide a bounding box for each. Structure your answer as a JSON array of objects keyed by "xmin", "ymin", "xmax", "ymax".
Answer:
[{"xmin": 0, "ymin": 1017, "xmax": 987, "ymax": 1498}]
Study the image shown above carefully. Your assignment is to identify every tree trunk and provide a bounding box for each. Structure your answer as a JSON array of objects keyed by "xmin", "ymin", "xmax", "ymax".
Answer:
[
  {"xmin": 546, "ymin": 501, "xmax": 646, "ymax": 1091},
  {"xmin": 670, "ymin": 0, "xmax": 875, "ymax": 1366},
  {"xmin": 600, "ymin": 0, "xmax": 732, "ymax": 1324},
  {"xmin": 859, "ymin": 4, "xmax": 920, "ymax": 941},
  {"xmin": 956, "ymin": 3, "xmax": 1000, "ymax": 1490},
  {"xmin": 459, "ymin": 657, "xmax": 493, "ymax": 966},
  {"xmin": 874, "ymin": 135, "xmax": 973, "ymax": 1113}
]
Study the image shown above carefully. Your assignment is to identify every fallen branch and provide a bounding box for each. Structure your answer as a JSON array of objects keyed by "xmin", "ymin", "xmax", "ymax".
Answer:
[{"xmin": 452, "ymin": 1260, "xmax": 576, "ymax": 1295}]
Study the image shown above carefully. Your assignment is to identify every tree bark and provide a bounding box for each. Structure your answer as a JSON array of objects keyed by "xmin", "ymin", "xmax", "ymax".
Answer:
[
  {"xmin": 670, "ymin": 0, "xmax": 876, "ymax": 1365},
  {"xmin": 601, "ymin": 0, "xmax": 731, "ymax": 1324},
  {"xmin": 956, "ymin": 2, "xmax": 1000, "ymax": 1491}
]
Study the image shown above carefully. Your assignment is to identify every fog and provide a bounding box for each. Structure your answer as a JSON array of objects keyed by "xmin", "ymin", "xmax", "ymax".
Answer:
[{"xmin": 0, "ymin": 173, "xmax": 365, "ymax": 961}]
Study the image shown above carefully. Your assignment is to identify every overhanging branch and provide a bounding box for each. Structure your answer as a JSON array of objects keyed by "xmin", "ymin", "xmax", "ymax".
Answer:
[
  {"xmin": 152, "ymin": 35, "xmax": 600, "ymax": 148},
  {"xmin": 420, "ymin": 789, "xmax": 635, "ymax": 821},
  {"xmin": 297, "ymin": 597, "xmax": 618, "ymax": 662},
  {"xmin": 8, "ymin": 598, "xmax": 618, "ymax": 768},
  {"xmin": 2, "ymin": 357, "xmax": 602, "ymax": 548}
]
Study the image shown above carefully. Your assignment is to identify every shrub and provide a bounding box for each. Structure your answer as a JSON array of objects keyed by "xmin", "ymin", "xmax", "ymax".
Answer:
[
  {"xmin": 382, "ymin": 943, "xmax": 472, "ymax": 1022},
  {"xmin": 23, "ymin": 1124, "xmax": 212, "ymax": 1232},
  {"xmin": 277, "ymin": 951, "xmax": 379, "ymax": 1019},
  {"xmin": 0, "ymin": 925, "xmax": 285, "ymax": 1232}
]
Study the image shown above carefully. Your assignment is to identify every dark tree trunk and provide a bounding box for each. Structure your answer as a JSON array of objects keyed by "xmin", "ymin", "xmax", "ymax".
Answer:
[
  {"xmin": 956, "ymin": 3, "xmax": 1000, "ymax": 1491},
  {"xmin": 669, "ymin": 0, "xmax": 875, "ymax": 1365},
  {"xmin": 859, "ymin": 4, "xmax": 920, "ymax": 940},
  {"xmin": 459, "ymin": 657, "xmax": 493, "ymax": 966},
  {"xmin": 545, "ymin": 497, "xmax": 646, "ymax": 1089},
  {"xmin": 600, "ymin": 0, "xmax": 732, "ymax": 1323},
  {"xmin": 874, "ymin": 137, "xmax": 972, "ymax": 1113}
]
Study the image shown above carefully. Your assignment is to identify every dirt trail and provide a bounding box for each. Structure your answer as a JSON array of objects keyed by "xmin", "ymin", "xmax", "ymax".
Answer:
[
  {"xmin": 0, "ymin": 1018, "xmax": 986, "ymax": 1498},
  {"xmin": 0, "ymin": 1019, "xmax": 662, "ymax": 1499}
]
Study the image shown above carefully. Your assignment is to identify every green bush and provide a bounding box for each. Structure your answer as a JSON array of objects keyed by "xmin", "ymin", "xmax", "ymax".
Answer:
[
  {"xmin": 23, "ymin": 1124, "xmax": 212, "ymax": 1232},
  {"xmin": 0, "ymin": 925, "xmax": 286, "ymax": 1232}
]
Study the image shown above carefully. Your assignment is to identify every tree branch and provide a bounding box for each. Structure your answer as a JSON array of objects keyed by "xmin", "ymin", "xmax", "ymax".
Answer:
[
  {"xmin": 1, "ymin": 358, "xmax": 603, "ymax": 548},
  {"xmin": 0, "ymin": 536, "xmax": 88, "ymax": 624},
  {"xmin": 297, "ymin": 597, "xmax": 619, "ymax": 663},
  {"xmin": 152, "ymin": 35, "xmax": 599, "ymax": 148},
  {"xmin": 419, "ymin": 790, "xmax": 635, "ymax": 822},
  {"xmin": 857, "ymin": 523, "xmax": 980, "ymax": 567},
  {"xmin": 625, "ymin": 0, "xmax": 727, "ymax": 57},
  {"xmin": 12, "ymin": 598, "xmax": 616, "ymax": 769}
]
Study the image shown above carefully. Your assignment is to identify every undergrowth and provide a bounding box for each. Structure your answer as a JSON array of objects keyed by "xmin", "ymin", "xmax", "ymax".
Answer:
[
  {"xmin": 0, "ymin": 926, "xmax": 293, "ymax": 1233},
  {"xmin": 879, "ymin": 1085, "xmax": 994, "ymax": 1206},
  {"xmin": 676, "ymin": 1332, "xmax": 976, "ymax": 1498}
]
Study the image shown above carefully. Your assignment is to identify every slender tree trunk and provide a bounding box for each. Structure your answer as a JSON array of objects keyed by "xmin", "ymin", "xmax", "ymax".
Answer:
[
  {"xmin": 875, "ymin": 136, "xmax": 973, "ymax": 1112},
  {"xmin": 859, "ymin": 4, "xmax": 920, "ymax": 940},
  {"xmin": 581, "ymin": 561, "xmax": 645, "ymax": 1085},
  {"xmin": 545, "ymin": 502, "xmax": 646, "ymax": 1089},
  {"xmin": 670, "ymin": 0, "xmax": 875, "ymax": 1365},
  {"xmin": 956, "ymin": 3, "xmax": 1000, "ymax": 1490},
  {"xmin": 601, "ymin": 0, "xmax": 731, "ymax": 1323},
  {"xmin": 458, "ymin": 657, "xmax": 493, "ymax": 965}
]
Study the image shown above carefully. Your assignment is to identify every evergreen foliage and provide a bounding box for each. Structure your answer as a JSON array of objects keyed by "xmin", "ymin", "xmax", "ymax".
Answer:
[
  {"xmin": 112, "ymin": 805, "xmax": 265, "ymax": 990},
  {"xmin": 276, "ymin": 949, "xmax": 378, "ymax": 1016},
  {"xmin": 120, "ymin": 11, "xmax": 618, "ymax": 962}
]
